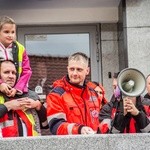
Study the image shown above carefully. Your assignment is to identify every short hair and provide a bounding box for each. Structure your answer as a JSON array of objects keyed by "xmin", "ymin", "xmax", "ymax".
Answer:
[
  {"xmin": 0, "ymin": 16, "xmax": 16, "ymax": 30},
  {"xmin": 68, "ymin": 52, "xmax": 89, "ymax": 66},
  {"xmin": 0, "ymin": 60, "xmax": 16, "ymax": 71}
]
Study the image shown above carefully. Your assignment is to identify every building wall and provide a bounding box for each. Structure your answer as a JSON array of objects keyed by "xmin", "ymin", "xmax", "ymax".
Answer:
[
  {"xmin": 118, "ymin": 0, "xmax": 150, "ymax": 76},
  {"xmin": 126, "ymin": 0, "xmax": 150, "ymax": 77},
  {"xmin": 101, "ymin": 23, "xmax": 119, "ymax": 100},
  {"xmin": 115, "ymin": 0, "xmax": 150, "ymax": 97},
  {"xmin": 0, "ymin": 4, "xmax": 118, "ymax": 25}
]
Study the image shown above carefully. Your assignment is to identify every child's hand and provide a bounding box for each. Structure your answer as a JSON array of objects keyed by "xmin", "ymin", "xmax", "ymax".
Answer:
[
  {"xmin": 7, "ymin": 88, "xmax": 17, "ymax": 97},
  {"xmin": 0, "ymin": 83, "xmax": 12, "ymax": 95}
]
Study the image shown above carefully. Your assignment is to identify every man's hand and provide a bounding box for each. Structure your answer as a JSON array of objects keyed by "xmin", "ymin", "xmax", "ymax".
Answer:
[
  {"xmin": 4, "ymin": 97, "xmax": 42, "ymax": 111},
  {"xmin": 81, "ymin": 126, "xmax": 96, "ymax": 134},
  {"xmin": 18, "ymin": 98, "xmax": 42, "ymax": 110},
  {"xmin": 4, "ymin": 99, "xmax": 26, "ymax": 111}
]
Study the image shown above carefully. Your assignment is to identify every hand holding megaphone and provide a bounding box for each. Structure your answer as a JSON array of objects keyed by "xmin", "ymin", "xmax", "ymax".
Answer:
[{"xmin": 123, "ymin": 97, "xmax": 139, "ymax": 116}]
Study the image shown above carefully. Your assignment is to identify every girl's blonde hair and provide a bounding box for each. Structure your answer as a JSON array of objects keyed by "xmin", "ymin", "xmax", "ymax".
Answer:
[{"xmin": 0, "ymin": 16, "xmax": 16, "ymax": 30}]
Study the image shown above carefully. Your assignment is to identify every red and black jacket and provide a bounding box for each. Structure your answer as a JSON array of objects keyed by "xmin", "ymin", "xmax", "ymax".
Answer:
[
  {"xmin": 47, "ymin": 76, "xmax": 103, "ymax": 135},
  {"xmin": 99, "ymin": 96, "xmax": 150, "ymax": 133}
]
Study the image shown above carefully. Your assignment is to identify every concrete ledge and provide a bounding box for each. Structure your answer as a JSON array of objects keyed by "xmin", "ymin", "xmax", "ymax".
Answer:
[{"xmin": 0, "ymin": 133, "xmax": 149, "ymax": 150}]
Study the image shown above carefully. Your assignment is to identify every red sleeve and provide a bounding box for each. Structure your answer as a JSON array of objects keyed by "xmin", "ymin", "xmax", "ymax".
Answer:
[{"xmin": 46, "ymin": 93, "xmax": 82, "ymax": 135}]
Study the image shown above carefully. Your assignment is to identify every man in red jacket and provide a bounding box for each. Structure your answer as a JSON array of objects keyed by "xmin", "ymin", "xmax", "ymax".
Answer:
[
  {"xmin": 0, "ymin": 60, "xmax": 48, "ymax": 137},
  {"xmin": 47, "ymin": 52, "xmax": 103, "ymax": 135}
]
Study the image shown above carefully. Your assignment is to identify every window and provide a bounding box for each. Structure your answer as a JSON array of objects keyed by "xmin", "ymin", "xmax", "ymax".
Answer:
[{"xmin": 17, "ymin": 25, "xmax": 101, "ymax": 96}]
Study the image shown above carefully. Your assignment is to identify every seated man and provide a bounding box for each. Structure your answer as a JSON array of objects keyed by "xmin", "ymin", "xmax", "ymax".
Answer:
[
  {"xmin": 0, "ymin": 60, "xmax": 48, "ymax": 137},
  {"xmin": 47, "ymin": 52, "xmax": 103, "ymax": 135}
]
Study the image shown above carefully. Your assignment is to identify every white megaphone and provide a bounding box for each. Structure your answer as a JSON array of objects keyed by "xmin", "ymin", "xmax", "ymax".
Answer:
[{"xmin": 117, "ymin": 68, "xmax": 146, "ymax": 97}]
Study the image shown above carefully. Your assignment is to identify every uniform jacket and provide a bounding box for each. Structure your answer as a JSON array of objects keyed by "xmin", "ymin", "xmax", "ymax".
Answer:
[
  {"xmin": 99, "ymin": 96, "xmax": 150, "ymax": 133},
  {"xmin": 0, "ymin": 90, "xmax": 42, "ymax": 137},
  {"xmin": 0, "ymin": 41, "xmax": 32, "ymax": 93},
  {"xmin": 47, "ymin": 76, "xmax": 102, "ymax": 135}
]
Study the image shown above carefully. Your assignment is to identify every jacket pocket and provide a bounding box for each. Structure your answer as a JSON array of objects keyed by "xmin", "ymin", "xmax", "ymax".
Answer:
[{"xmin": 68, "ymin": 105, "xmax": 83, "ymax": 123}]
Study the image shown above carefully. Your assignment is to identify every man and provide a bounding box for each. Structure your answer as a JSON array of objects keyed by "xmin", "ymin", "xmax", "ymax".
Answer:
[
  {"xmin": 0, "ymin": 60, "xmax": 48, "ymax": 137},
  {"xmin": 47, "ymin": 52, "xmax": 103, "ymax": 135}
]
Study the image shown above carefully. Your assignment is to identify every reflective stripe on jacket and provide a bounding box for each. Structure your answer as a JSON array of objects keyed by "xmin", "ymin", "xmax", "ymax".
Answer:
[
  {"xmin": 15, "ymin": 41, "xmax": 24, "ymax": 78},
  {"xmin": 14, "ymin": 41, "xmax": 32, "ymax": 93},
  {"xmin": 47, "ymin": 76, "xmax": 102, "ymax": 135},
  {"xmin": 0, "ymin": 95, "xmax": 41, "ymax": 137}
]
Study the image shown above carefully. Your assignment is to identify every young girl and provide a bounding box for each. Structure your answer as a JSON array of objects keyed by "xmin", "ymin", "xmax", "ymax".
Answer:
[{"xmin": 0, "ymin": 16, "xmax": 32, "ymax": 97}]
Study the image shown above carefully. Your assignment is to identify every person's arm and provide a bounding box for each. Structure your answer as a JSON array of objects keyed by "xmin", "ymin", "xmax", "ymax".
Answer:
[
  {"xmin": 22, "ymin": 90, "xmax": 48, "ymax": 129},
  {"xmin": 99, "ymin": 101, "xmax": 126, "ymax": 134},
  {"xmin": 47, "ymin": 92, "xmax": 85, "ymax": 135},
  {"xmin": 133, "ymin": 111, "xmax": 150, "ymax": 132},
  {"xmin": 36, "ymin": 105, "xmax": 49, "ymax": 129},
  {"xmin": 0, "ymin": 104, "xmax": 8, "ymax": 118},
  {"xmin": 0, "ymin": 99, "xmax": 25, "ymax": 118},
  {"xmin": 111, "ymin": 109, "xmax": 126, "ymax": 133},
  {"xmin": 14, "ymin": 50, "xmax": 32, "ymax": 94},
  {"xmin": 20, "ymin": 98, "xmax": 42, "ymax": 110},
  {"xmin": 14, "ymin": 90, "xmax": 41, "ymax": 109},
  {"xmin": 124, "ymin": 97, "xmax": 150, "ymax": 133},
  {"xmin": 99, "ymin": 102, "xmax": 114, "ymax": 133}
]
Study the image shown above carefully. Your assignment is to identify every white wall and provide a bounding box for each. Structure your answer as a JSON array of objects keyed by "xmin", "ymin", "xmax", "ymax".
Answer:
[{"xmin": 0, "ymin": 8, "xmax": 118, "ymax": 25}]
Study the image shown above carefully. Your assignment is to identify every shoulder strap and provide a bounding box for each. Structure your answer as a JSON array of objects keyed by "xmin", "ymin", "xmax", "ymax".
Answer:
[
  {"xmin": 12, "ymin": 42, "xmax": 19, "ymax": 79},
  {"xmin": 51, "ymin": 87, "xmax": 65, "ymax": 96},
  {"xmin": 1, "ymin": 93, "xmax": 10, "ymax": 102}
]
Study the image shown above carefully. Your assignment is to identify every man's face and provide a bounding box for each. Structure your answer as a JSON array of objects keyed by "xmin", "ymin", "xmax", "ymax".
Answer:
[
  {"xmin": 0, "ymin": 61, "xmax": 17, "ymax": 87},
  {"xmin": 146, "ymin": 76, "xmax": 150, "ymax": 95},
  {"xmin": 67, "ymin": 60, "xmax": 89, "ymax": 86}
]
